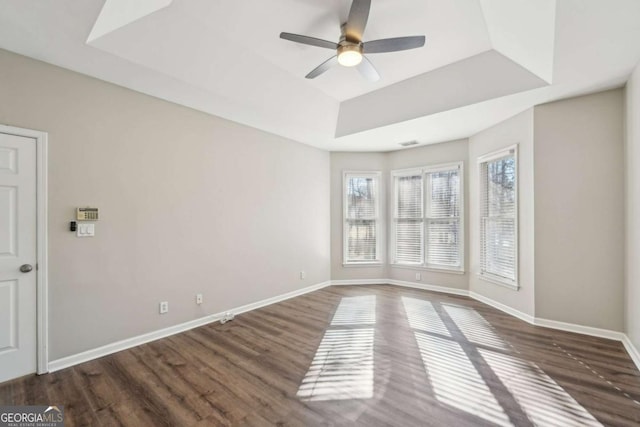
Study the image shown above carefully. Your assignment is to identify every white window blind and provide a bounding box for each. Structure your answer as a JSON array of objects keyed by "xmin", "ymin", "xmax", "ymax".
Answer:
[
  {"xmin": 344, "ymin": 172, "xmax": 380, "ymax": 264},
  {"xmin": 392, "ymin": 163, "xmax": 463, "ymax": 271},
  {"xmin": 426, "ymin": 168, "xmax": 461, "ymax": 269},
  {"xmin": 479, "ymin": 146, "xmax": 518, "ymax": 286},
  {"xmin": 394, "ymin": 174, "xmax": 423, "ymax": 264}
]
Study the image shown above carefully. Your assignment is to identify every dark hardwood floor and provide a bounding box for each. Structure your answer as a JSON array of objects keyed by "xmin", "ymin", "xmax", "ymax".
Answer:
[{"xmin": 1, "ymin": 285, "xmax": 640, "ymax": 426}]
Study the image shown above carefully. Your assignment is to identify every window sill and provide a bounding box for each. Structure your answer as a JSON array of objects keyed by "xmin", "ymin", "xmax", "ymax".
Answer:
[
  {"xmin": 390, "ymin": 263, "xmax": 465, "ymax": 275},
  {"xmin": 342, "ymin": 262, "xmax": 384, "ymax": 268},
  {"xmin": 477, "ymin": 273, "xmax": 519, "ymax": 290}
]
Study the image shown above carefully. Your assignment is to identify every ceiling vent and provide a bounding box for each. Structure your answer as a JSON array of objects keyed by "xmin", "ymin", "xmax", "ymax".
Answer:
[{"xmin": 399, "ymin": 140, "xmax": 419, "ymax": 147}]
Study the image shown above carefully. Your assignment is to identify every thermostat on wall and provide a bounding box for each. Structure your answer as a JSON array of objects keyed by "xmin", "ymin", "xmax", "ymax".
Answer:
[{"xmin": 76, "ymin": 207, "xmax": 99, "ymax": 221}]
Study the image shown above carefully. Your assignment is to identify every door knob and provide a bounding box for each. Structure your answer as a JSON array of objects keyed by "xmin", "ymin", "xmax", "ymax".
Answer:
[{"xmin": 20, "ymin": 264, "xmax": 33, "ymax": 273}]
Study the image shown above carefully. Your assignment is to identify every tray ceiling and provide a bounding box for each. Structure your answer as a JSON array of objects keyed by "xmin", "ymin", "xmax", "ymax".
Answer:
[{"xmin": 0, "ymin": 0, "xmax": 639, "ymax": 151}]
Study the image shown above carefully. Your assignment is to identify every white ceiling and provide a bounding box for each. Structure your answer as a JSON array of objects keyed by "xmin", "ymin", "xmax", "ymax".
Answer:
[{"xmin": 0, "ymin": 0, "xmax": 639, "ymax": 151}]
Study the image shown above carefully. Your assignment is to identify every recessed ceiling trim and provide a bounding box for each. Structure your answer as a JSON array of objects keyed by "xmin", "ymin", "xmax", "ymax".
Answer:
[
  {"xmin": 87, "ymin": 0, "xmax": 173, "ymax": 43},
  {"xmin": 480, "ymin": 0, "xmax": 556, "ymax": 84},
  {"xmin": 335, "ymin": 50, "xmax": 549, "ymax": 137}
]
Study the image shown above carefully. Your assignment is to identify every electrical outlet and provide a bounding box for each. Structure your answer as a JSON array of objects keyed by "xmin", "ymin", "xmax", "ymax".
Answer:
[
  {"xmin": 196, "ymin": 294, "xmax": 203, "ymax": 305},
  {"xmin": 300, "ymin": 271, "xmax": 306, "ymax": 280},
  {"xmin": 159, "ymin": 301, "xmax": 169, "ymax": 314},
  {"xmin": 416, "ymin": 273, "xmax": 422, "ymax": 281}
]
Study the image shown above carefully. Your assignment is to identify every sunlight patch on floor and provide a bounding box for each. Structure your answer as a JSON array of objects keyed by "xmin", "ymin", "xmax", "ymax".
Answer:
[
  {"xmin": 331, "ymin": 295, "xmax": 376, "ymax": 326},
  {"xmin": 443, "ymin": 304, "xmax": 510, "ymax": 350},
  {"xmin": 480, "ymin": 349, "xmax": 603, "ymax": 427},
  {"xmin": 297, "ymin": 295, "xmax": 376, "ymax": 401},
  {"xmin": 402, "ymin": 297, "xmax": 451, "ymax": 337},
  {"xmin": 414, "ymin": 332, "xmax": 512, "ymax": 426}
]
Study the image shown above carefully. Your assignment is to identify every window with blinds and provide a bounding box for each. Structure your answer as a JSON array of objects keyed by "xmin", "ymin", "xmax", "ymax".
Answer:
[
  {"xmin": 426, "ymin": 168, "xmax": 461, "ymax": 268},
  {"xmin": 479, "ymin": 146, "xmax": 518, "ymax": 287},
  {"xmin": 392, "ymin": 163, "xmax": 463, "ymax": 271},
  {"xmin": 394, "ymin": 174, "xmax": 423, "ymax": 264},
  {"xmin": 344, "ymin": 172, "xmax": 381, "ymax": 264}
]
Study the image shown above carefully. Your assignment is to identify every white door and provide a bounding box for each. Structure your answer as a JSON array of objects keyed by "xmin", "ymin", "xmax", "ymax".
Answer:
[{"xmin": 0, "ymin": 132, "xmax": 37, "ymax": 383}]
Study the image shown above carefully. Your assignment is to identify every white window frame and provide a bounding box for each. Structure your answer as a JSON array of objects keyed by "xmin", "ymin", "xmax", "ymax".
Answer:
[
  {"xmin": 390, "ymin": 162, "xmax": 464, "ymax": 273},
  {"xmin": 477, "ymin": 145, "xmax": 519, "ymax": 289},
  {"xmin": 343, "ymin": 171, "xmax": 383, "ymax": 266}
]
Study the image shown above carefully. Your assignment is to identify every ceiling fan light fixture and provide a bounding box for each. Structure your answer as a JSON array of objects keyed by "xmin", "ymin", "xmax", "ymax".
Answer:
[
  {"xmin": 337, "ymin": 44, "xmax": 363, "ymax": 67},
  {"xmin": 280, "ymin": 0, "xmax": 425, "ymax": 80}
]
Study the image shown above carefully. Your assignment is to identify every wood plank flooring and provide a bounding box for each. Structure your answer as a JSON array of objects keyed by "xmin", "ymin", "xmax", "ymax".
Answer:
[{"xmin": 1, "ymin": 285, "xmax": 640, "ymax": 426}]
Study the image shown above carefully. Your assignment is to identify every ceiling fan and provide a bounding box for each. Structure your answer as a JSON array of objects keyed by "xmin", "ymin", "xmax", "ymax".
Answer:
[{"xmin": 280, "ymin": 0, "xmax": 426, "ymax": 82}]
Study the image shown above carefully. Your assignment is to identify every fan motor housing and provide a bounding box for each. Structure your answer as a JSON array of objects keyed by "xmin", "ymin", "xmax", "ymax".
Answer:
[{"xmin": 338, "ymin": 42, "xmax": 363, "ymax": 56}]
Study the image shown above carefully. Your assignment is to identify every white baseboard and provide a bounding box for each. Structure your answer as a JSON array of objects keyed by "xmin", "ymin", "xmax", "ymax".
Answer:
[
  {"xmin": 533, "ymin": 317, "xmax": 624, "ymax": 341},
  {"xmin": 622, "ymin": 335, "xmax": 640, "ymax": 370},
  {"xmin": 48, "ymin": 313, "xmax": 222, "ymax": 372},
  {"xmin": 468, "ymin": 292, "xmax": 638, "ymax": 371},
  {"xmin": 468, "ymin": 291, "xmax": 627, "ymax": 341},
  {"xmin": 386, "ymin": 279, "xmax": 469, "ymax": 296},
  {"xmin": 468, "ymin": 291, "xmax": 535, "ymax": 324},
  {"xmin": 331, "ymin": 278, "xmax": 469, "ymax": 297},
  {"xmin": 331, "ymin": 280, "xmax": 529, "ymax": 321},
  {"xmin": 48, "ymin": 280, "xmax": 331, "ymax": 373},
  {"xmin": 48, "ymin": 278, "xmax": 640, "ymax": 374},
  {"xmin": 331, "ymin": 279, "xmax": 389, "ymax": 286},
  {"xmin": 227, "ymin": 280, "xmax": 331, "ymax": 316},
  {"xmin": 468, "ymin": 292, "xmax": 640, "ymax": 372}
]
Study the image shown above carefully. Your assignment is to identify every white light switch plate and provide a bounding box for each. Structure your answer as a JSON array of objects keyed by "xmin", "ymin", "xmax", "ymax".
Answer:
[{"xmin": 76, "ymin": 223, "xmax": 95, "ymax": 237}]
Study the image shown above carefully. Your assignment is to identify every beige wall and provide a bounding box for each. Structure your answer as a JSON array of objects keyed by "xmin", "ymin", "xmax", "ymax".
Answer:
[
  {"xmin": 534, "ymin": 89, "xmax": 624, "ymax": 331},
  {"xmin": 330, "ymin": 152, "xmax": 388, "ymax": 281},
  {"xmin": 626, "ymin": 65, "xmax": 640, "ymax": 346},
  {"xmin": 469, "ymin": 110, "xmax": 536, "ymax": 316},
  {"xmin": 387, "ymin": 140, "xmax": 469, "ymax": 290},
  {"xmin": 1, "ymin": 45, "xmax": 631, "ymax": 363},
  {"xmin": 0, "ymin": 49, "xmax": 331, "ymax": 360}
]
